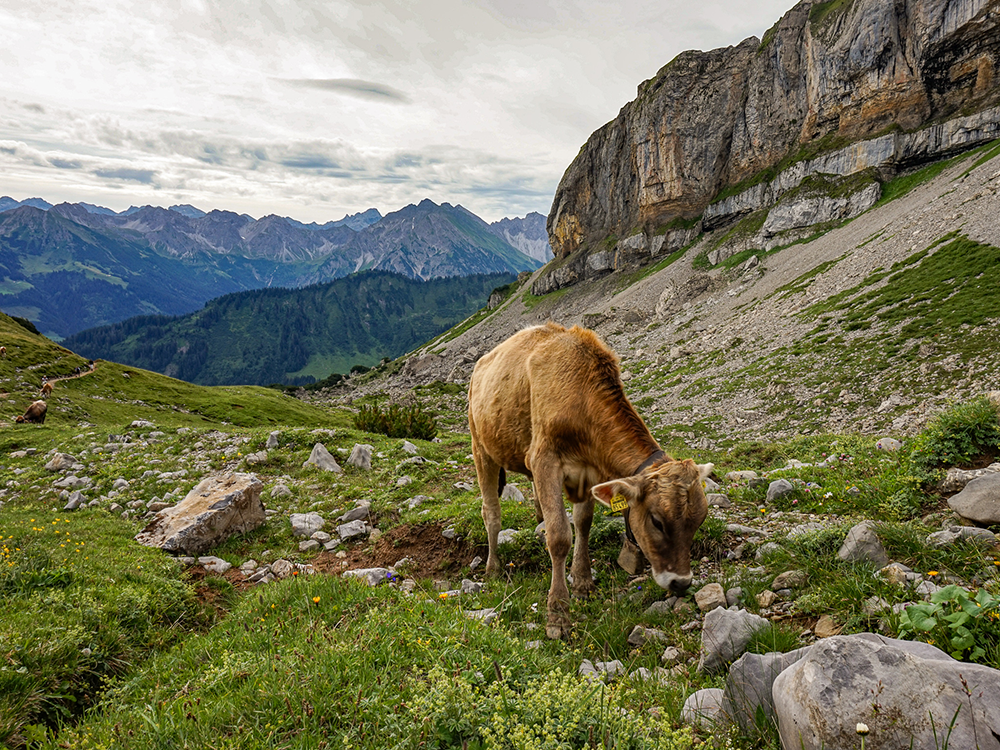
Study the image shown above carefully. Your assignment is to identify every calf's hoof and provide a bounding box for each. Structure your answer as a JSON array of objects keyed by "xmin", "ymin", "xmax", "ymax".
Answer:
[{"xmin": 546, "ymin": 623, "xmax": 569, "ymax": 639}]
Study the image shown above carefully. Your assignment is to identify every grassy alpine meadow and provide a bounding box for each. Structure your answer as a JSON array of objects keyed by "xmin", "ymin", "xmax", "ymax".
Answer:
[{"xmin": 2, "ymin": 312, "xmax": 1000, "ymax": 749}]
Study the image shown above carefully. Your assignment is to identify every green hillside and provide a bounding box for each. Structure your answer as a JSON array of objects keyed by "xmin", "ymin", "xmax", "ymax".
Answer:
[
  {"xmin": 0, "ymin": 312, "xmax": 346, "ymax": 433},
  {"xmin": 61, "ymin": 271, "xmax": 514, "ymax": 386}
]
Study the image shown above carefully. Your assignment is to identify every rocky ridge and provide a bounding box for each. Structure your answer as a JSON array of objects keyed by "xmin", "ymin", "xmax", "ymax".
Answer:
[{"xmin": 546, "ymin": 0, "xmax": 1000, "ymax": 281}]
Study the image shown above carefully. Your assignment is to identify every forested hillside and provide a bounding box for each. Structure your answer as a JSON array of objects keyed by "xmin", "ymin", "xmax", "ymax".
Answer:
[{"xmin": 62, "ymin": 271, "xmax": 512, "ymax": 386}]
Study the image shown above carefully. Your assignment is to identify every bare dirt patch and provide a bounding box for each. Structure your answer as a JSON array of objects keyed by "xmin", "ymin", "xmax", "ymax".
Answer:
[{"xmin": 312, "ymin": 523, "xmax": 486, "ymax": 581}]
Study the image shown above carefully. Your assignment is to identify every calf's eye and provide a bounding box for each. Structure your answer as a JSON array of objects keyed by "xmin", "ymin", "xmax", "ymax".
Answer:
[{"xmin": 650, "ymin": 516, "xmax": 665, "ymax": 533}]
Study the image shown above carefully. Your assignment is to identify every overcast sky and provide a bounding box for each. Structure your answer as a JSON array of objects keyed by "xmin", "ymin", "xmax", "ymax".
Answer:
[{"xmin": 0, "ymin": 0, "xmax": 793, "ymax": 224}]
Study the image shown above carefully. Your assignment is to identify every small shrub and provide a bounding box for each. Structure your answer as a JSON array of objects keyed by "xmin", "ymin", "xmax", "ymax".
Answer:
[
  {"xmin": 897, "ymin": 585, "xmax": 1000, "ymax": 664},
  {"xmin": 907, "ymin": 396, "xmax": 1000, "ymax": 487},
  {"xmin": 353, "ymin": 402, "xmax": 438, "ymax": 440}
]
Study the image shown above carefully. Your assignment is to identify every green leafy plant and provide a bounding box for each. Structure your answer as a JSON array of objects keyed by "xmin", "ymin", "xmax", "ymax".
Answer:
[
  {"xmin": 906, "ymin": 396, "xmax": 1000, "ymax": 487},
  {"xmin": 353, "ymin": 401, "xmax": 438, "ymax": 440},
  {"xmin": 897, "ymin": 585, "xmax": 1000, "ymax": 662}
]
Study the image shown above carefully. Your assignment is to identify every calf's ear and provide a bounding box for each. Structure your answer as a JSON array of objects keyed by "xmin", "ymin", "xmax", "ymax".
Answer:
[
  {"xmin": 592, "ymin": 476, "xmax": 642, "ymax": 508},
  {"xmin": 697, "ymin": 463, "xmax": 714, "ymax": 481}
]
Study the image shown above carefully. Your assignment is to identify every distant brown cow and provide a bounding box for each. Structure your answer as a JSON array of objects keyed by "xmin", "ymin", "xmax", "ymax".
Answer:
[
  {"xmin": 468, "ymin": 323, "xmax": 712, "ymax": 638},
  {"xmin": 15, "ymin": 400, "xmax": 47, "ymax": 424},
  {"xmin": 40, "ymin": 381, "xmax": 53, "ymax": 396},
  {"xmin": 0, "ymin": 346, "xmax": 6, "ymax": 357}
]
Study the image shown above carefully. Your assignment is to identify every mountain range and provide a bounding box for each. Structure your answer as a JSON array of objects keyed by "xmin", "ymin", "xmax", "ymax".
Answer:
[
  {"xmin": 0, "ymin": 197, "xmax": 549, "ymax": 339},
  {"xmin": 61, "ymin": 270, "xmax": 513, "ymax": 386}
]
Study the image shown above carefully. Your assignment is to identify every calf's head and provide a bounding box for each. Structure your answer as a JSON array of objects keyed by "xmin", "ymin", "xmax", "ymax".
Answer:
[{"xmin": 593, "ymin": 458, "xmax": 712, "ymax": 593}]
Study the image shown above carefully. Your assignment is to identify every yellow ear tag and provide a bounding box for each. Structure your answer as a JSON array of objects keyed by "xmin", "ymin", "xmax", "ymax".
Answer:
[{"xmin": 610, "ymin": 493, "xmax": 629, "ymax": 513}]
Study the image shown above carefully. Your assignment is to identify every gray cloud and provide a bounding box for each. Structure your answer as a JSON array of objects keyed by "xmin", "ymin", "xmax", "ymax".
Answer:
[
  {"xmin": 49, "ymin": 157, "xmax": 83, "ymax": 169},
  {"xmin": 278, "ymin": 78, "xmax": 411, "ymax": 104},
  {"xmin": 94, "ymin": 167, "xmax": 157, "ymax": 184}
]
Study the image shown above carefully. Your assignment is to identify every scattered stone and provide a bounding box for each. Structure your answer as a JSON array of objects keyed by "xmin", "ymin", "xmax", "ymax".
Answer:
[
  {"xmin": 63, "ymin": 491, "xmax": 85, "ymax": 511},
  {"xmin": 134, "ymin": 473, "xmax": 266, "ymax": 555},
  {"xmin": 772, "ymin": 570, "xmax": 809, "ymax": 590},
  {"xmin": 681, "ymin": 688, "xmax": 725, "ymax": 729},
  {"xmin": 580, "ymin": 659, "xmax": 625, "ymax": 683},
  {"xmin": 396, "ymin": 475, "xmax": 413, "ymax": 487},
  {"xmin": 112, "ymin": 478, "xmax": 129, "ymax": 491},
  {"xmin": 290, "ymin": 512, "xmax": 325, "ymax": 538},
  {"xmin": 725, "ymin": 471, "xmax": 758, "ymax": 482},
  {"xmin": 755, "ymin": 542, "xmax": 782, "ymax": 559},
  {"xmin": 401, "ymin": 440, "xmax": 418, "ymax": 454},
  {"xmin": 695, "ymin": 583, "xmax": 727, "ymax": 612},
  {"xmin": 469, "ymin": 556, "xmax": 483, "ymax": 570},
  {"xmin": 706, "ymin": 493, "xmax": 732, "ymax": 508},
  {"xmin": 645, "ymin": 598, "xmax": 679, "ymax": 617},
  {"xmin": 501, "ymin": 484, "xmax": 525, "ymax": 503},
  {"xmin": 343, "ymin": 567, "xmax": 392, "ymax": 586},
  {"xmin": 270, "ymin": 559, "xmax": 295, "ymax": 578},
  {"xmin": 757, "ymin": 590, "xmax": 778, "ymax": 608},
  {"xmin": 465, "ymin": 608, "xmax": 498, "ymax": 624},
  {"xmin": 927, "ymin": 525, "xmax": 999, "ymax": 549},
  {"xmin": 266, "ymin": 431, "xmax": 280, "ymax": 450},
  {"xmin": 339, "ymin": 506, "xmax": 370, "ymax": 523},
  {"xmin": 880, "ymin": 562, "xmax": 912, "ymax": 586},
  {"xmin": 303, "ymin": 443, "xmax": 343, "ymax": 473},
  {"xmin": 787, "ymin": 522, "xmax": 827, "ymax": 538},
  {"xmin": 875, "ymin": 437, "xmax": 903, "ymax": 452},
  {"xmin": 407, "ymin": 495, "xmax": 429, "ymax": 510},
  {"xmin": 661, "ymin": 646, "xmax": 683, "ymax": 665},
  {"xmin": 461, "ymin": 579, "xmax": 483, "ymax": 595},
  {"xmin": 299, "ymin": 539, "xmax": 321, "ymax": 552},
  {"xmin": 698, "ymin": 607, "xmax": 768, "ymax": 673},
  {"xmin": 766, "ymin": 479, "xmax": 794, "ymax": 502},
  {"xmin": 198, "ymin": 556, "xmax": 232, "ymax": 575},
  {"xmin": 627, "ymin": 625, "xmax": 670, "ymax": 647},
  {"xmin": 837, "ymin": 520, "xmax": 889, "ymax": 567},
  {"xmin": 338, "ymin": 519, "xmax": 369, "ymax": 541},
  {"xmin": 347, "ymin": 444, "xmax": 373, "ymax": 470},
  {"xmin": 496, "ymin": 529, "xmax": 518, "ymax": 545},
  {"xmin": 773, "ymin": 635, "xmax": 1000, "ymax": 750},
  {"xmin": 147, "ymin": 501, "xmax": 170, "ymax": 513},
  {"xmin": 244, "ymin": 450, "xmax": 268, "ymax": 465},
  {"xmin": 814, "ymin": 614, "xmax": 842, "ymax": 638},
  {"xmin": 947, "ymin": 473, "xmax": 1000, "ymax": 525},
  {"xmin": 631, "ymin": 667, "xmax": 671, "ymax": 685},
  {"xmin": 721, "ymin": 648, "xmax": 810, "ymax": 730},
  {"xmin": 44, "ymin": 453, "xmax": 78, "ymax": 472},
  {"xmin": 454, "ymin": 481, "xmax": 475, "ymax": 491}
]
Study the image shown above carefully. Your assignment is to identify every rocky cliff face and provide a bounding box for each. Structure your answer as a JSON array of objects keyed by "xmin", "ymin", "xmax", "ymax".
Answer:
[{"xmin": 548, "ymin": 0, "xmax": 1000, "ymax": 262}]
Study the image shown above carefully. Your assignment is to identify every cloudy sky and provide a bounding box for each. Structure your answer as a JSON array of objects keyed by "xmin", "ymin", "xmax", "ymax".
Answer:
[{"xmin": 0, "ymin": 0, "xmax": 793, "ymax": 224}]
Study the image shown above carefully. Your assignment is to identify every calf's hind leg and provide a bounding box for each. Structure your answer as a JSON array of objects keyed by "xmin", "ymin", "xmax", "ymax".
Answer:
[{"xmin": 471, "ymin": 450, "xmax": 503, "ymax": 577}]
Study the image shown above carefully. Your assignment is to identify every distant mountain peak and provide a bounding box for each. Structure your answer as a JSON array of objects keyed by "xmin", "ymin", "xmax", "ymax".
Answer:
[{"xmin": 169, "ymin": 204, "xmax": 207, "ymax": 219}]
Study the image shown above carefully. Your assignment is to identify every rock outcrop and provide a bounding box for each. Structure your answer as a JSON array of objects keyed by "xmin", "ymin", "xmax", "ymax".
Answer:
[{"xmin": 546, "ymin": 0, "xmax": 1000, "ymax": 288}]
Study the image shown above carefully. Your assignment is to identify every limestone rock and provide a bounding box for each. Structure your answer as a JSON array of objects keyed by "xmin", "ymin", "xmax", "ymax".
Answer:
[
  {"xmin": 303, "ymin": 443, "xmax": 342, "ymax": 473},
  {"xmin": 347, "ymin": 443, "xmax": 374, "ymax": 471},
  {"xmin": 44, "ymin": 453, "xmax": 78, "ymax": 472},
  {"xmin": 766, "ymin": 479, "xmax": 794, "ymax": 503},
  {"xmin": 695, "ymin": 582, "xmax": 727, "ymax": 612},
  {"xmin": 773, "ymin": 635, "xmax": 1000, "ymax": 750},
  {"xmin": 290, "ymin": 512, "xmax": 325, "ymax": 538},
  {"xmin": 837, "ymin": 520, "xmax": 889, "ymax": 568},
  {"xmin": 927, "ymin": 525, "xmax": 999, "ymax": 549},
  {"xmin": 698, "ymin": 606, "xmax": 768, "ymax": 673},
  {"xmin": 948, "ymin": 472, "xmax": 1000, "ymax": 525},
  {"xmin": 721, "ymin": 648, "xmax": 810, "ymax": 730},
  {"xmin": 343, "ymin": 567, "xmax": 393, "ymax": 587},
  {"xmin": 680, "ymin": 688, "xmax": 725, "ymax": 729},
  {"xmin": 135, "ymin": 473, "xmax": 265, "ymax": 555},
  {"xmin": 266, "ymin": 431, "xmax": 280, "ymax": 449}
]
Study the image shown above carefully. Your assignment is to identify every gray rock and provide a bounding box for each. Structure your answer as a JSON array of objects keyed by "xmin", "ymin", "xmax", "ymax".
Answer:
[
  {"xmin": 580, "ymin": 659, "xmax": 625, "ymax": 682},
  {"xmin": 501, "ymin": 484, "xmax": 526, "ymax": 503},
  {"xmin": 837, "ymin": 520, "xmax": 889, "ymax": 567},
  {"xmin": 698, "ymin": 607, "xmax": 769, "ymax": 674},
  {"xmin": 290, "ymin": 512, "xmax": 325, "ymax": 538},
  {"xmin": 270, "ymin": 483, "xmax": 292, "ymax": 499},
  {"xmin": 63, "ymin": 490, "xmax": 85, "ymax": 511},
  {"xmin": 645, "ymin": 598, "xmax": 679, "ymax": 617},
  {"xmin": 627, "ymin": 625, "xmax": 670, "ymax": 647},
  {"xmin": 786, "ymin": 522, "xmax": 827, "ymax": 538},
  {"xmin": 298, "ymin": 540, "xmax": 321, "ymax": 552},
  {"xmin": 926, "ymin": 525, "xmax": 999, "ymax": 548},
  {"xmin": 465, "ymin": 608, "xmax": 498, "ymax": 624},
  {"xmin": 454, "ymin": 481, "xmax": 475, "ymax": 492},
  {"xmin": 695, "ymin": 582, "xmax": 727, "ymax": 612},
  {"xmin": 401, "ymin": 440, "xmax": 419, "ymax": 454},
  {"xmin": 134, "ymin": 473, "xmax": 265, "ymax": 555},
  {"xmin": 461, "ymin": 579, "xmax": 483, "ymax": 595},
  {"xmin": 721, "ymin": 648, "xmax": 811, "ymax": 730},
  {"xmin": 266, "ymin": 431, "xmax": 280, "ymax": 450},
  {"xmin": 338, "ymin": 519, "xmax": 369, "ymax": 541},
  {"xmin": 407, "ymin": 495, "xmax": 429, "ymax": 510},
  {"xmin": 706, "ymin": 493, "xmax": 731, "ymax": 508},
  {"xmin": 347, "ymin": 444, "xmax": 373, "ymax": 471},
  {"xmin": 948, "ymin": 472, "xmax": 1000, "ymax": 525},
  {"xmin": 875, "ymin": 436, "xmax": 903, "ymax": 452},
  {"xmin": 343, "ymin": 567, "xmax": 392, "ymax": 586},
  {"xmin": 197, "ymin": 556, "xmax": 232, "ymax": 575},
  {"xmin": 339, "ymin": 505, "xmax": 370, "ymax": 523},
  {"xmin": 726, "ymin": 587, "xmax": 743, "ymax": 606},
  {"xmin": 496, "ymin": 529, "xmax": 518, "ymax": 545},
  {"xmin": 680, "ymin": 688, "xmax": 725, "ymax": 729},
  {"xmin": 755, "ymin": 542, "xmax": 782, "ymax": 559},
  {"xmin": 773, "ymin": 635, "xmax": 1000, "ymax": 750},
  {"xmin": 44, "ymin": 453, "xmax": 78, "ymax": 472},
  {"xmin": 112, "ymin": 478, "xmax": 129, "ymax": 491},
  {"xmin": 661, "ymin": 646, "xmax": 683, "ymax": 665},
  {"xmin": 396, "ymin": 475, "xmax": 413, "ymax": 487},
  {"xmin": 303, "ymin": 443, "xmax": 342, "ymax": 473},
  {"xmin": 766, "ymin": 479, "xmax": 794, "ymax": 503},
  {"xmin": 310, "ymin": 531, "xmax": 332, "ymax": 544},
  {"xmin": 725, "ymin": 470, "xmax": 759, "ymax": 482},
  {"xmin": 772, "ymin": 570, "xmax": 809, "ymax": 590},
  {"xmin": 631, "ymin": 667, "xmax": 671, "ymax": 685}
]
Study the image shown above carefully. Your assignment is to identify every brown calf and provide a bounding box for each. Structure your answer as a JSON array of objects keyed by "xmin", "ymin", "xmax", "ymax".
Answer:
[
  {"xmin": 40, "ymin": 381, "xmax": 53, "ymax": 396},
  {"xmin": 468, "ymin": 323, "xmax": 712, "ymax": 638},
  {"xmin": 15, "ymin": 400, "xmax": 47, "ymax": 424}
]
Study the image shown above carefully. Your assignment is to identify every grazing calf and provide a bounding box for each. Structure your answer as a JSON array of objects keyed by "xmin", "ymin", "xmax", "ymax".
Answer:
[
  {"xmin": 15, "ymin": 400, "xmax": 47, "ymax": 424},
  {"xmin": 40, "ymin": 381, "xmax": 53, "ymax": 396},
  {"xmin": 468, "ymin": 323, "xmax": 712, "ymax": 638},
  {"xmin": 0, "ymin": 345, "xmax": 6, "ymax": 357}
]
